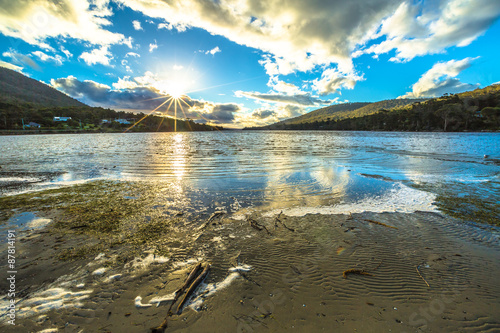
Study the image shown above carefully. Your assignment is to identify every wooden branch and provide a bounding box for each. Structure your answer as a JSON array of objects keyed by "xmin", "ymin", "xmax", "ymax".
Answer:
[
  {"xmin": 363, "ymin": 219, "xmax": 398, "ymax": 229},
  {"xmin": 176, "ymin": 264, "xmax": 210, "ymax": 315},
  {"xmin": 248, "ymin": 218, "xmax": 272, "ymax": 235},
  {"xmin": 416, "ymin": 265, "xmax": 430, "ymax": 288},
  {"xmin": 342, "ymin": 269, "xmax": 373, "ymax": 279}
]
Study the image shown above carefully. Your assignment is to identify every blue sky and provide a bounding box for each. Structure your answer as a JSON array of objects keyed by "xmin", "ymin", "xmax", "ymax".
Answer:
[{"xmin": 0, "ymin": 0, "xmax": 499, "ymax": 128}]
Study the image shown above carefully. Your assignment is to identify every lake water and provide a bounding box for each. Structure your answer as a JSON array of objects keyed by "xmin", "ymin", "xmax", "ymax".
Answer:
[{"xmin": 0, "ymin": 131, "xmax": 498, "ymax": 222}]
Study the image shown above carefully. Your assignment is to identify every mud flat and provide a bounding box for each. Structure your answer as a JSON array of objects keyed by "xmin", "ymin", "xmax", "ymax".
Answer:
[{"xmin": 1, "ymin": 186, "xmax": 499, "ymax": 333}]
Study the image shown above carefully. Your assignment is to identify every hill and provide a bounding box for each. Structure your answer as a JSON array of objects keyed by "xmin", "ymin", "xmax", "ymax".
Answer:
[
  {"xmin": 254, "ymin": 99, "xmax": 425, "ymax": 130},
  {"xmin": 0, "ymin": 66, "xmax": 221, "ymax": 132},
  {"xmin": 248, "ymin": 85, "xmax": 500, "ymax": 131},
  {"xmin": 0, "ymin": 66, "xmax": 85, "ymax": 107}
]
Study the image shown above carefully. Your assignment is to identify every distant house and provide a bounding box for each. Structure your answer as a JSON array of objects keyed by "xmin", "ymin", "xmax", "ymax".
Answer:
[
  {"xmin": 27, "ymin": 122, "xmax": 41, "ymax": 128},
  {"xmin": 114, "ymin": 118, "xmax": 131, "ymax": 124},
  {"xmin": 53, "ymin": 117, "xmax": 72, "ymax": 122}
]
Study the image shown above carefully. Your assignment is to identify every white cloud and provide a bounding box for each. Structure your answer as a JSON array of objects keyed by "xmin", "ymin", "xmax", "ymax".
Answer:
[
  {"xmin": 235, "ymin": 90, "xmax": 331, "ymax": 106},
  {"xmin": 235, "ymin": 104, "xmax": 307, "ymax": 128},
  {"xmin": 173, "ymin": 65, "xmax": 184, "ymax": 71},
  {"xmin": 312, "ymin": 68, "xmax": 364, "ymax": 96},
  {"xmin": 125, "ymin": 52, "xmax": 140, "ymax": 58},
  {"xmin": 61, "ymin": 46, "xmax": 73, "ymax": 59},
  {"xmin": 132, "ymin": 20, "xmax": 143, "ymax": 31},
  {"xmin": 399, "ymin": 57, "xmax": 480, "ymax": 98},
  {"xmin": 79, "ymin": 45, "xmax": 113, "ymax": 66},
  {"xmin": 31, "ymin": 51, "xmax": 64, "ymax": 65},
  {"xmin": 0, "ymin": 0, "xmax": 131, "ymax": 49},
  {"xmin": 149, "ymin": 40, "xmax": 158, "ymax": 53},
  {"xmin": 205, "ymin": 46, "xmax": 221, "ymax": 55},
  {"xmin": 2, "ymin": 49, "xmax": 40, "ymax": 70},
  {"xmin": 0, "ymin": 60, "xmax": 23, "ymax": 72},
  {"xmin": 357, "ymin": 0, "xmax": 500, "ymax": 62}
]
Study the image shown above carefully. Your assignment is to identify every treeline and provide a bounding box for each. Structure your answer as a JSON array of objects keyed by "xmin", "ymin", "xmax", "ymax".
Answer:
[
  {"xmin": 0, "ymin": 102, "xmax": 222, "ymax": 132},
  {"xmin": 251, "ymin": 85, "xmax": 500, "ymax": 132}
]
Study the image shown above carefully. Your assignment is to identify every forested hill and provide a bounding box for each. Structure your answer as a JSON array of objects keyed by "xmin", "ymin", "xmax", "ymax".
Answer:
[
  {"xmin": 247, "ymin": 85, "xmax": 500, "ymax": 132},
  {"xmin": 0, "ymin": 66, "xmax": 85, "ymax": 107},
  {"xmin": 255, "ymin": 99, "xmax": 425, "ymax": 130},
  {"xmin": 0, "ymin": 66, "xmax": 221, "ymax": 132}
]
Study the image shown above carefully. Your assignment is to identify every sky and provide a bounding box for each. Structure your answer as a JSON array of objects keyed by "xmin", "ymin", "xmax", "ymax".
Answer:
[{"xmin": 0, "ymin": 0, "xmax": 499, "ymax": 128}]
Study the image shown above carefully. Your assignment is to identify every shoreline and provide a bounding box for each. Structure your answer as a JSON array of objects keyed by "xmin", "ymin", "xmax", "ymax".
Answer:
[{"xmin": 1, "ymin": 184, "xmax": 499, "ymax": 332}]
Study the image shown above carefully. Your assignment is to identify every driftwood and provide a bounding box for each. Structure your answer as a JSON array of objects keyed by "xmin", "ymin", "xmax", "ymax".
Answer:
[
  {"xmin": 248, "ymin": 218, "xmax": 272, "ymax": 235},
  {"xmin": 343, "ymin": 261, "xmax": 382, "ymax": 279},
  {"xmin": 151, "ymin": 263, "xmax": 208, "ymax": 333},
  {"xmin": 202, "ymin": 211, "xmax": 225, "ymax": 229},
  {"xmin": 416, "ymin": 265, "xmax": 430, "ymax": 288},
  {"xmin": 176, "ymin": 264, "xmax": 210, "ymax": 314},
  {"xmin": 275, "ymin": 211, "xmax": 295, "ymax": 232},
  {"xmin": 342, "ymin": 269, "xmax": 373, "ymax": 279},
  {"xmin": 363, "ymin": 219, "xmax": 398, "ymax": 230}
]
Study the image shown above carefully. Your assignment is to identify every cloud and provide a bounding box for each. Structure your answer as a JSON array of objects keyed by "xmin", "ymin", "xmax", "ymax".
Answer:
[
  {"xmin": 61, "ymin": 46, "xmax": 72, "ymax": 59},
  {"xmin": 51, "ymin": 74, "xmax": 243, "ymax": 124},
  {"xmin": 0, "ymin": 60, "xmax": 23, "ymax": 72},
  {"xmin": 125, "ymin": 52, "xmax": 140, "ymax": 58},
  {"xmin": 132, "ymin": 20, "xmax": 143, "ymax": 31},
  {"xmin": 2, "ymin": 49, "xmax": 40, "ymax": 70},
  {"xmin": 357, "ymin": 0, "xmax": 500, "ymax": 62},
  {"xmin": 173, "ymin": 65, "xmax": 184, "ymax": 71},
  {"xmin": 0, "ymin": 0, "xmax": 131, "ymax": 49},
  {"xmin": 399, "ymin": 57, "xmax": 480, "ymax": 98},
  {"xmin": 236, "ymin": 91, "xmax": 331, "ymax": 106},
  {"xmin": 116, "ymin": 0, "xmax": 404, "ymax": 75},
  {"xmin": 205, "ymin": 46, "xmax": 221, "ymax": 55},
  {"xmin": 149, "ymin": 40, "xmax": 158, "ymax": 53},
  {"xmin": 32, "ymin": 51, "xmax": 63, "ymax": 65},
  {"xmin": 237, "ymin": 104, "xmax": 307, "ymax": 127},
  {"xmin": 79, "ymin": 46, "xmax": 113, "ymax": 66},
  {"xmin": 312, "ymin": 68, "xmax": 364, "ymax": 96}
]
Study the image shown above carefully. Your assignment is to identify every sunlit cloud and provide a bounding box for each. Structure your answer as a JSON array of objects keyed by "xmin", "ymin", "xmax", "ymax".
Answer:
[
  {"xmin": 205, "ymin": 46, "xmax": 221, "ymax": 55},
  {"xmin": 399, "ymin": 57, "xmax": 480, "ymax": 98},
  {"xmin": 356, "ymin": 0, "xmax": 500, "ymax": 62},
  {"xmin": 149, "ymin": 40, "xmax": 158, "ymax": 53},
  {"xmin": 312, "ymin": 68, "xmax": 364, "ymax": 96},
  {"xmin": 0, "ymin": 60, "xmax": 23, "ymax": 72},
  {"xmin": 235, "ymin": 90, "xmax": 331, "ymax": 106},
  {"xmin": 132, "ymin": 20, "xmax": 143, "ymax": 31},
  {"xmin": 0, "ymin": 0, "xmax": 131, "ymax": 49},
  {"xmin": 79, "ymin": 45, "xmax": 113, "ymax": 66},
  {"xmin": 2, "ymin": 49, "xmax": 40, "ymax": 70},
  {"xmin": 32, "ymin": 51, "xmax": 64, "ymax": 66}
]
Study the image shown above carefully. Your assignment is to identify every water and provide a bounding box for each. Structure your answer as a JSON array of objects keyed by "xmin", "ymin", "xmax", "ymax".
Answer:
[{"xmin": 0, "ymin": 131, "xmax": 498, "ymax": 221}]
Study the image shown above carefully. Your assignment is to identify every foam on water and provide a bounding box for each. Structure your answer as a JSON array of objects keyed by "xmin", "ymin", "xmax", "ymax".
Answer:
[
  {"xmin": 188, "ymin": 264, "xmax": 252, "ymax": 311},
  {"xmin": 263, "ymin": 183, "xmax": 437, "ymax": 217},
  {"xmin": 0, "ymin": 287, "xmax": 93, "ymax": 321}
]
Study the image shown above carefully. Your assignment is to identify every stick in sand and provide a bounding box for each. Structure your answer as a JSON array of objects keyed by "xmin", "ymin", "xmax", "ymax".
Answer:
[
  {"xmin": 151, "ymin": 263, "xmax": 202, "ymax": 333},
  {"xmin": 416, "ymin": 265, "xmax": 430, "ymax": 288},
  {"xmin": 363, "ymin": 219, "xmax": 398, "ymax": 230},
  {"xmin": 176, "ymin": 263, "xmax": 210, "ymax": 315}
]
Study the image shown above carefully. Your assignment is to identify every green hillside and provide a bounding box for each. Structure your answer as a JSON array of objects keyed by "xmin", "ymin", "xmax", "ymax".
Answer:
[
  {"xmin": 250, "ymin": 84, "xmax": 500, "ymax": 132},
  {"xmin": 0, "ymin": 66, "xmax": 85, "ymax": 107},
  {"xmin": 0, "ymin": 66, "xmax": 222, "ymax": 133},
  {"xmin": 256, "ymin": 98, "xmax": 425, "ymax": 130}
]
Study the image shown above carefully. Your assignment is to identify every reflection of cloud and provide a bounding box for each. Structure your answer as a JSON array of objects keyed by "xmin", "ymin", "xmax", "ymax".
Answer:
[
  {"xmin": 235, "ymin": 90, "xmax": 331, "ymax": 106},
  {"xmin": 399, "ymin": 58, "xmax": 479, "ymax": 98}
]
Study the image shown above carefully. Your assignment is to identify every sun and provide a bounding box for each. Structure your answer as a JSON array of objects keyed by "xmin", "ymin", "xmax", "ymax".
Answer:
[{"xmin": 169, "ymin": 85, "xmax": 185, "ymax": 99}]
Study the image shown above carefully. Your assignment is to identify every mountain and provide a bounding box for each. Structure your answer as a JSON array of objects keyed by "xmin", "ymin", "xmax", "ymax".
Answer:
[
  {"xmin": 248, "ymin": 84, "xmax": 500, "ymax": 132},
  {"xmin": 0, "ymin": 66, "xmax": 85, "ymax": 107},
  {"xmin": 256, "ymin": 98, "xmax": 425, "ymax": 130}
]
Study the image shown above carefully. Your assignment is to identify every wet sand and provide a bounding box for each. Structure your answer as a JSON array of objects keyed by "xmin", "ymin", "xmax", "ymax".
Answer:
[{"xmin": 1, "ymin": 209, "xmax": 499, "ymax": 332}]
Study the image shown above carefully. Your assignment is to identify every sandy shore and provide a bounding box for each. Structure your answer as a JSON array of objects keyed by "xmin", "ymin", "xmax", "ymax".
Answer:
[{"xmin": 1, "ymin": 202, "xmax": 499, "ymax": 332}]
